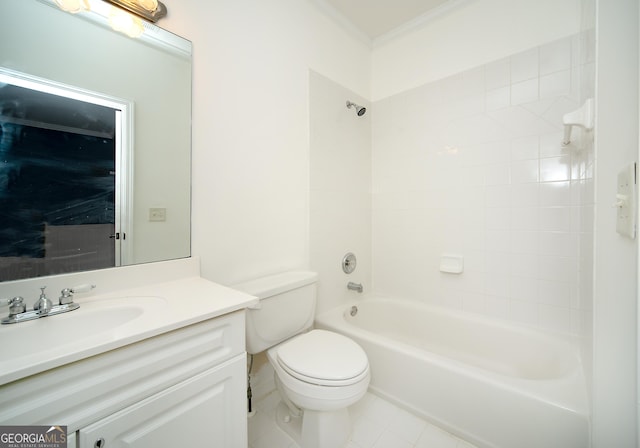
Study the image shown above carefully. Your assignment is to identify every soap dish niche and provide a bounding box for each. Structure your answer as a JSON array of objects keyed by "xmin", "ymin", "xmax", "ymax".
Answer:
[{"xmin": 440, "ymin": 254, "xmax": 464, "ymax": 274}]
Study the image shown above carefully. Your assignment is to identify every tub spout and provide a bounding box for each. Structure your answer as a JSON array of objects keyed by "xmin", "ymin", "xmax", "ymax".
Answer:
[{"xmin": 347, "ymin": 282, "xmax": 363, "ymax": 293}]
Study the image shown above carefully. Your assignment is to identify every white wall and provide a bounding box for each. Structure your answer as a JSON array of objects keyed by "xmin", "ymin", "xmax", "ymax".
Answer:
[
  {"xmin": 309, "ymin": 71, "xmax": 372, "ymax": 315},
  {"xmin": 162, "ymin": 0, "xmax": 371, "ymax": 285},
  {"xmin": 592, "ymin": 0, "xmax": 639, "ymax": 446},
  {"xmin": 372, "ymin": 0, "xmax": 581, "ymax": 101}
]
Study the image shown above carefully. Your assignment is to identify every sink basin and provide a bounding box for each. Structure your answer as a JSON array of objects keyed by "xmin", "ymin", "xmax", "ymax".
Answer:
[{"xmin": 0, "ymin": 296, "xmax": 165, "ymax": 364}]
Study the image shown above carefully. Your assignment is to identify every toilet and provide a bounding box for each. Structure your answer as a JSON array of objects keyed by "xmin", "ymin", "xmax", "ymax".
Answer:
[{"xmin": 234, "ymin": 271, "xmax": 370, "ymax": 448}]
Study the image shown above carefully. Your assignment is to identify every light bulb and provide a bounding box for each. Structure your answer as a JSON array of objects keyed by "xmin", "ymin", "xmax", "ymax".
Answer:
[
  {"xmin": 54, "ymin": 0, "xmax": 90, "ymax": 13},
  {"xmin": 136, "ymin": 0, "xmax": 158, "ymax": 12},
  {"xmin": 109, "ymin": 7, "xmax": 144, "ymax": 38}
]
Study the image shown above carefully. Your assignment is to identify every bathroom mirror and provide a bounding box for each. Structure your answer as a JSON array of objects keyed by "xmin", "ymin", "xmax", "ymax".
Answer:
[{"xmin": 0, "ymin": 0, "xmax": 191, "ymax": 282}]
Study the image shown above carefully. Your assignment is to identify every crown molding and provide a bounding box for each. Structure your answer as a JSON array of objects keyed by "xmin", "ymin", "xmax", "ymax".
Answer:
[
  {"xmin": 307, "ymin": 0, "xmax": 373, "ymax": 48},
  {"xmin": 373, "ymin": 0, "xmax": 477, "ymax": 47}
]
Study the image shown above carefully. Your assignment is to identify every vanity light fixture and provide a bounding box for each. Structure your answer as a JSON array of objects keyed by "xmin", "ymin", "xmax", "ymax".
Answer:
[
  {"xmin": 51, "ymin": 0, "xmax": 168, "ymax": 39},
  {"xmin": 104, "ymin": 0, "xmax": 167, "ymax": 23}
]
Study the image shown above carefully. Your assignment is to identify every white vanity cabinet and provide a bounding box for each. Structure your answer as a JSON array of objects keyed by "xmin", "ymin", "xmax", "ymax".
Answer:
[
  {"xmin": 78, "ymin": 356, "xmax": 245, "ymax": 447},
  {"xmin": 0, "ymin": 310, "xmax": 249, "ymax": 448}
]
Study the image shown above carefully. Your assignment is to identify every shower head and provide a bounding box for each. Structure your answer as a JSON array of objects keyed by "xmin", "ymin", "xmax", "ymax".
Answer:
[{"xmin": 346, "ymin": 100, "xmax": 366, "ymax": 117}]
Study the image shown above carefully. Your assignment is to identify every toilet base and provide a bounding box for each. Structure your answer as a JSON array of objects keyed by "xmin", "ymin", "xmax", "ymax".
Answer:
[
  {"xmin": 275, "ymin": 401, "xmax": 302, "ymax": 442},
  {"xmin": 274, "ymin": 401, "xmax": 352, "ymax": 448}
]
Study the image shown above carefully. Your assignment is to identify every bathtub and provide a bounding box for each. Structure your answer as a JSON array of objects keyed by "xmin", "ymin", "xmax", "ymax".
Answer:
[{"xmin": 315, "ymin": 296, "xmax": 589, "ymax": 448}]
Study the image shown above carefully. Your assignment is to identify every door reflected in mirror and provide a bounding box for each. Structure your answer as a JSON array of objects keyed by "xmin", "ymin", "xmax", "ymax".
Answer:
[
  {"xmin": 0, "ymin": 70, "xmax": 131, "ymax": 280},
  {"xmin": 0, "ymin": 0, "xmax": 192, "ymax": 282}
]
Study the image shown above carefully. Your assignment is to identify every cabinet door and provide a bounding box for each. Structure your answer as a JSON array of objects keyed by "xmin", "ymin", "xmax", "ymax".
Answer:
[
  {"xmin": 78, "ymin": 355, "xmax": 247, "ymax": 448},
  {"xmin": 67, "ymin": 431, "xmax": 76, "ymax": 448}
]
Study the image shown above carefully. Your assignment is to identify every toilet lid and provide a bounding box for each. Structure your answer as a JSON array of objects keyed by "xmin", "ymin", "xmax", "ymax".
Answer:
[{"xmin": 276, "ymin": 329, "xmax": 369, "ymax": 386}]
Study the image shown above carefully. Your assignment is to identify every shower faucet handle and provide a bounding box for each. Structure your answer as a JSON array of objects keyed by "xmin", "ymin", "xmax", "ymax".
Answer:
[{"xmin": 347, "ymin": 282, "xmax": 363, "ymax": 293}]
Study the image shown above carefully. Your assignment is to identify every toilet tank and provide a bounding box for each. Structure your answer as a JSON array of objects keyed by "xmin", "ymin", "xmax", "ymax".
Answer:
[{"xmin": 232, "ymin": 271, "xmax": 318, "ymax": 354}]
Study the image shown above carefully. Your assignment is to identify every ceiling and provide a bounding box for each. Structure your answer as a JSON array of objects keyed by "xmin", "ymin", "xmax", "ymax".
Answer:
[{"xmin": 323, "ymin": 0, "xmax": 452, "ymax": 39}]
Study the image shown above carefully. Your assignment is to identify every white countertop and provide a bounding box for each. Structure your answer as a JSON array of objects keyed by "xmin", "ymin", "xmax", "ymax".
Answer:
[{"xmin": 0, "ymin": 261, "xmax": 258, "ymax": 386}]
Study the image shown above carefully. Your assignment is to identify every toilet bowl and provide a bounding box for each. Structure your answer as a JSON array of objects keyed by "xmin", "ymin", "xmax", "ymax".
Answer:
[
  {"xmin": 269, "ymin": 329, "xmax": 370, "ymax": 409},
  {"xmin": 268, "ymin": 330, "xmax": 370, "ymax": 448},
  {"xmin": 233, "ymin": 272, "xmax": 370, "ymax": 448}
]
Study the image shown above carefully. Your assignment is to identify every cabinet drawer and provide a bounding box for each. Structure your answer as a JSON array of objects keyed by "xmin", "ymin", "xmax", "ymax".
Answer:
[{"xmin": 0, "ymin": 311, "xmax": 245, "ymax": 433}]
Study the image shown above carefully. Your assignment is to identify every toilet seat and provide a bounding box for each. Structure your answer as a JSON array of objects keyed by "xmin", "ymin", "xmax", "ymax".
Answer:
[{"xmin": 276, "ymin": 329, "xmax": 369, "ymax": 387}]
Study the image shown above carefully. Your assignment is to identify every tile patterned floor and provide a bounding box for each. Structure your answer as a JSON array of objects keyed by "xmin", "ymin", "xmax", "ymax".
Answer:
[{"xmin": 248, "ymin": 390, "xmax": 478, "ymax": 448}]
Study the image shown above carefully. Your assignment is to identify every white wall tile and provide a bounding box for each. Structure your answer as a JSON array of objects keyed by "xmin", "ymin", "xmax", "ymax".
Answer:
[
  {"xmin": 511, "ymin": 159, "xmax": 539, "ymax": 183},
  {"xmin": 510, "ymin": 253, "xmax": 539, "ymax": 278},
  {"xmin": 540, "ymin": 181, "xmax": 571, "ymax": 206},
  {"xmin": 540, "ymin": 39, "xmax": 572, "ymax": 75},
  {"xmin": 485, "ymin": 163, "xmax": 511, "ymax": 185},
  {"xmin": 511, "ymin": 48, "xmax": 539, "ymax": 83},
  {"xmin": 486, "ymin": 87, "xmax": 510, "ymax": 111},
  {"xmin": 484, "ymin": 140, "xmax": 511, "ymax": 165},
  {"xmin": 538, "ymin": 255, "xmax": 578, "ymax": 282},
  {"xmin": 511, "ymin": 207, "xmax": 539, "ymax": 231},
  {"xmin": 510, "ymin": 230, "xmax": 540, "ymax": 254},
  {"xmin": 485, "ymin": 251, "xmax": 511, "ymax": 274},
  {"xmin": 540, "ymin": 132, "xmax": 566, "ymax": 158},
  {"xmin": 540, "ymin": 155, "xmax": 572, "ymax": 182},
  {"xmin": 510, "ymin": 275, "xmax": 539, "ymax": 302},
  {"xmin": 485, "ymin": 273, "xmax": 511, "ymax": 297},
  {"xmin": 538, "ymin": 232, "xmax": 578, "ymax": 257},
  {"xmin": 511, "ymin": 78, "xmax": 539, "ymax": 105},
  {"xmin": 539, "ymin": 304, "xmax": 572, "ymax": 332},
  {"xmin": 539, "ymin": 279, "xmax": 572, "ymax": 307},
  {"xmin": 539, "ymin": 207, "xmax": 572, "ymax": 232},
  {"xmin": 485, "ymin": 295, "xmax": 509, "ymax": 319},
  {"xmin": 511, "ymin": 135, "xmax": 539, "ymax": 160},
  {"xmin": 486, "ymin": 230, "xmax": 511, "ymax": 252},
  {"xmin": 509, "ymin": 299, "xmax": 539, "ymax": 325},
  {"xmin": 371, "ymin": 36, "xmax": 587, "ymax": 335},
  {"xmin": 485, "ymin": 58, "xmax": 511, "ymax": 90},
  {"xmin": 511, "ymin": 183, "xmax": 540, "ymax": 207},
  {"xmin": 463, "ymin": 292, "xmax": 487, "ymax": 315},
  {"xmin": 486, "ymin": 185, "xmax": 512, "ymax": 207},
  {"xmin": 486, "ymin": 207, "xmax": 511, "ymax": 230},
  {"xmin": 540, "ymin": 70, "xmax": 571, "ymax": 99}
]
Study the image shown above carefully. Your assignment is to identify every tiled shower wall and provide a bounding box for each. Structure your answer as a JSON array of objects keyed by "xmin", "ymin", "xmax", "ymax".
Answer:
[{"xmin": 372, "ymin": 34, "xmax": 595, "ymax": 335}]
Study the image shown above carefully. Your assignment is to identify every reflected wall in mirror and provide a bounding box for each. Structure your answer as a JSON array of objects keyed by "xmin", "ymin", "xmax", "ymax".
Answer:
[{"xmin": 0, "ymin": 0, "xmax": 192, "ymax": 282}]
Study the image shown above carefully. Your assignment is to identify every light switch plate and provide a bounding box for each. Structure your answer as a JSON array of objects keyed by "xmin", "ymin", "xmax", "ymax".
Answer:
[
  {"xmin": 149, "ymin": 207, "xmax": 167, "ymax": 222},
  {"xmin": 615, "ymin": 163, "xmax": 636, "ymax": 239}
]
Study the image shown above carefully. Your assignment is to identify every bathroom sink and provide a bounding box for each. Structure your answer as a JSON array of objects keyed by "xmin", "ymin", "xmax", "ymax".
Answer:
[{"xmin": 0, "ymin": 296, "xmax": 165, "ymax": 363}]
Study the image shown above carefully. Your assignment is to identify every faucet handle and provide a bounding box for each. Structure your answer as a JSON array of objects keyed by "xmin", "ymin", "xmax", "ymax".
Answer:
[
  {"xmin": 59, "ymin": 288, "xmax": 73, "ymax": 305},
  {"xmin": 59, "ymin": 284, "xmax": 95, "ymax": 305},
  {"xmin": 8, "ymin": 297, "xmax": 25, "ymax": 316}
]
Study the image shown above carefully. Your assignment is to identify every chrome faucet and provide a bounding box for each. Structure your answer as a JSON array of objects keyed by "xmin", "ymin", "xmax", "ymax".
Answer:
[
  {"xmin": 347, "ymin": 282, "xmax": 363, "ymax": 293},
  {"xmin": 33, "ymin": 287, "xmax": 53, "ymax": 315},
  {"xmin": 1, "ymin": 285, "xmax": 89, "ymax": 324}
]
